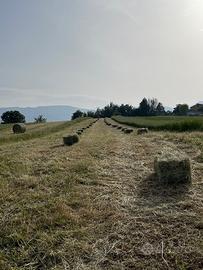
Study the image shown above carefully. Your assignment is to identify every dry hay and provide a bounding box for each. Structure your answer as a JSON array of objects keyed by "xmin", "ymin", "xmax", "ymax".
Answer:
[
  {"xmin": 154, "ymin": 149, "xmax": 192, "ymax": 184},
  {"xmin": 121, "ymin": 127, "xmax": 127, "ymax": 131},
  {"xmin": 72, "ymin": 134, "xmax": 79, "ymax": 143},
  {"xmin": 124, "ymin": 128, "xmax": 133, "ymax": 134},
  {"xmin": 63, "ymin": 134, "xmax": 79, "ymax": 146},
  {"xmin": 104, "ymin": 119, "xmax": 111, "ymax": 126},
  {"xmin": 12, "ymin": 123, "xmax": 26, "ymax": 134},
  {"xmin": 137, "ymin": 128, "xmax": 149, "ymax": 135}
]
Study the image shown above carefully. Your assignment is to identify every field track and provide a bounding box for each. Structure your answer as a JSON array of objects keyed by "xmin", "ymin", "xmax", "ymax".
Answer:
[{"xmin": 0, "ymin": 119, "xmax": 202, "ymax": 269}]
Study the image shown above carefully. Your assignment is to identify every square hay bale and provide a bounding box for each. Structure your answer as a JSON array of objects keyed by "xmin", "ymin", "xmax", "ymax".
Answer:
[
  {"xmin": 154, "ymin": 151, "xmax": 191, "ymax": 184},
  {"xmin": 72, "ymin": 134, "xmax": 79, "ymax": 143},
  {"xmin": 63, "ymin": 134, "xmax": 79, "ymax": 146},
  {"xmin": 137, "ymin": 128, "xmax": 148, "ymax": 135},
  {"xmin": 63, "ymin": 135, "xmax": 74, "ymax": 146},
  {"xmin": 124, "ymin": 128, "xmax": 133, "ymax": 134}
]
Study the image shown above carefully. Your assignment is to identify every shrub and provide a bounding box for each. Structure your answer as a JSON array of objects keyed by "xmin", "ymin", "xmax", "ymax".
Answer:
[
  {"xmin": 1, "ymin": 111, "xmax": 25, "ymax": 124},
  {"xmin": 34, "ymin": 115, "xmax": 47, "ymax": 123}
]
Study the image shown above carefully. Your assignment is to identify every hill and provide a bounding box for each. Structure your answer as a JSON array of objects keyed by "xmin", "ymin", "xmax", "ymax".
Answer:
[{"xmin": 0, "ymin": 105, "xmax": 88, "ymax": 122}]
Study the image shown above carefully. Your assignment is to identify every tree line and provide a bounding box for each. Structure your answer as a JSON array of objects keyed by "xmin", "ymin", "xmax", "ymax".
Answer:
[
  {"xmin": 0, "ymin": 98, "xmax": 191, "ymax": 123},
  {"xmin": 72, "ymin": 98, "xmax": 190, "ymax": 120}
]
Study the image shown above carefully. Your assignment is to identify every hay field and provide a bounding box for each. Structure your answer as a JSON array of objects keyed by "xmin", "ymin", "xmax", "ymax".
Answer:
[
  {"xmin": 112, "ymin": 115, "xmax": 203, "ymax": 132},
  {"xmin": 0, "ymin": 120, "xmax": 86, "ymax": 145},
  {"xmin": 0, "ymin": 118, "xmax": 202, "ymax": 269}
]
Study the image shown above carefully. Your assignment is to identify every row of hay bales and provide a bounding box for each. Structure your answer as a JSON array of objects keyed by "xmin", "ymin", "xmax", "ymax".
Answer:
[
  {"xmin": 63, "ymin": 119, "xmax": 99, "ymax": 146},
  {"xmin": 104, "ymin": 118, "xmax": 149, "ymax": 135},
  {"xmin": 104, "ymin": 118, "xmax": 192, "ymax": 184},
  {"xmin": 104, "ymin": 118, "xmax": 134, "ymax": 134}
]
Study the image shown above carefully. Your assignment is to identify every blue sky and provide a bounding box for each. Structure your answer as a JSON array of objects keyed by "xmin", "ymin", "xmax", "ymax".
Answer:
[{"xmin": 0, "ymin": 0, "xmax": 203, "ymax": 108}]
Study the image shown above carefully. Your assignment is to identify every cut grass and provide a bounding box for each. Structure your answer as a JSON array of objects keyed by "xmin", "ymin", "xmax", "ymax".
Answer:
[
  {"xmin": 0, "ymin": 118, "xmax": 88, "ymax": 145},
  {"xmin": 0, "ymin": 119, "xmax": 202, "ymax": 269},
  {"xmin": 162, "ymin": 131, "xmax": 203, "ymax": 163},
  {"xmin": 112, "ymin": 115, "xmax": 203, "ymax": 132}
]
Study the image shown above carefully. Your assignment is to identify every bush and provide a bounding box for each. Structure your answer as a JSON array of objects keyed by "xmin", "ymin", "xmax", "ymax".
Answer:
[
  {"xmin": 72, "ymin": 110, "xmax": 84, "ymax": 120},
  {"xmin": 1, "ymin": 111, "xmax": 25, "ymax": 124},
  {"xmin": 34, "ymin": 115, "xmax": 47, "ymax": 123}
]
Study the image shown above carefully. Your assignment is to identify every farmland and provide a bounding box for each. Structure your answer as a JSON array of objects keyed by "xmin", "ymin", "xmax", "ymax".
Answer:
[
  {"xmin": 112, "ymin": 115, "xmax": 203, "ymax": 132},
  {"xmin": 0, "ymin": 118, "xmax": 202, "ymax": 269},
  {"xmin": 0, "ymin": 119, "xmax": 86, "ymax": 145}
]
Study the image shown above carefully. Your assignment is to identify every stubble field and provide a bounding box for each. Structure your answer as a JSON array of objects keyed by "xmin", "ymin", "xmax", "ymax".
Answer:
[{"xmin": 0, "ymin": 118, "xmax": 202, "ymax": 269}]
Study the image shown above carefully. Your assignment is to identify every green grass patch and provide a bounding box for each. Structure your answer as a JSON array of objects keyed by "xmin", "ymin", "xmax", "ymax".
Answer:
[{"xmin": 112, "ymin": 115, "xmax": 203, "ymax": 132}]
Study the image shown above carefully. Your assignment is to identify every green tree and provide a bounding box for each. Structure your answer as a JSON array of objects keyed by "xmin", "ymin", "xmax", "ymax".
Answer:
[
  {"xmin": 34, "ymin": 115, "xmax": 47, "ymax": 123},
  {"xmin": 87, "ymin": 111, "xmax": 95, "ymax": 118},
  {"xmin": 156, "ymin": 102, "xmax": 166, "ymax": 115},
  {"xmin": 173, "ymin": 104, "xmax": 189, "ymax": 115},
  {"xmin": 139, "ymin": 98, "xmax": 151, "ymax": 116},
  {"xmin": 1, "ymin": 110, "xmax": 25, "ymax": 124},
  {"xmin": 149, "ymin": 98, "xmax": 158, "ymax": 115},
  {"xmin": 118, "ymin": 104, "xmax": 133, "ymax": 116},
  {"xmin": 71, "ymin": 110, "xmax": 84, "ymax": 120}
]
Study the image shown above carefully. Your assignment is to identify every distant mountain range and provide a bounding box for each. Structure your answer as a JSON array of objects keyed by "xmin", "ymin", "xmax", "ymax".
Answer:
[{"xmin": 0, "ymin": 105, "xmax": 88, "ymax": 122}]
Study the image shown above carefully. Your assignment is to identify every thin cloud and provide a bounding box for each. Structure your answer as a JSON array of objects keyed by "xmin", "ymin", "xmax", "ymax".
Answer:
[{"xmin": 0, "ymin": 86, "xmax": 107, "ymax": 108}]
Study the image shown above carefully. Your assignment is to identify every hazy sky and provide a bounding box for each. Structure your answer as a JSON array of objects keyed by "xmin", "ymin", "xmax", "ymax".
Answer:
[{"xmin": 0, "ymin": 0, "xmax": 203, "ymax": 108}]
